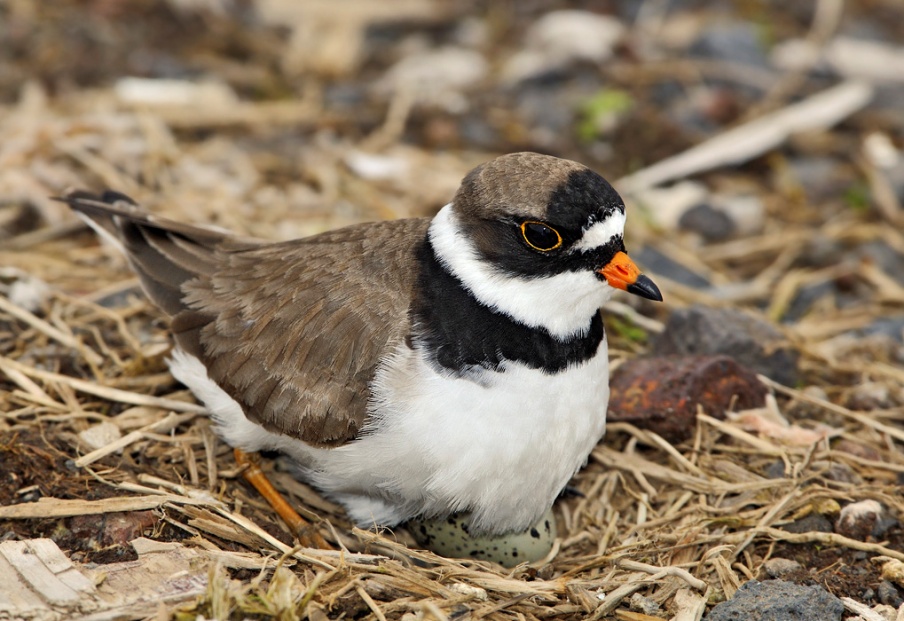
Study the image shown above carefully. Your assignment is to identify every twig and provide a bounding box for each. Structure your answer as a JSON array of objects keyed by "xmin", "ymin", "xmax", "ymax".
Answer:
[
  {"xmin": 0, "ymin": 295, "xmax": 104, "ymax": 365},
  {"xmin": 617, "ymin": 81, "xmax": 873, "ymax": 192},
  {"xmin": 0, "ymin": 356, "xmax": 205, "ymax": 413}
]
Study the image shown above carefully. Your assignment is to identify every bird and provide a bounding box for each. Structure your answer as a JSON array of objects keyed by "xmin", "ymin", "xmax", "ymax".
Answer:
[{"xmin": 63, "ymin": 152, "xmax": 662, "ymax": 541}]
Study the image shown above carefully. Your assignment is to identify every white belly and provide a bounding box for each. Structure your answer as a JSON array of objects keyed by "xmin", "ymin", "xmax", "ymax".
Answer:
[{"xmin": 168, "ymin": 341, "xmax": 610, "ymax": 535}]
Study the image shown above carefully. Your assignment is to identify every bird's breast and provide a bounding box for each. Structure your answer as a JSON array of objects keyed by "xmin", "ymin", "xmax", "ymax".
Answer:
[{"xmin": 349, "ymin": 336, "xmax": 612, "ymax": 533}]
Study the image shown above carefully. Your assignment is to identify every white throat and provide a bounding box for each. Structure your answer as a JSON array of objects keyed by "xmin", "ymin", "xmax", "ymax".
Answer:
[{"xmin": 428, "ymin": 204, "xmax": 614, "ymax": 340}]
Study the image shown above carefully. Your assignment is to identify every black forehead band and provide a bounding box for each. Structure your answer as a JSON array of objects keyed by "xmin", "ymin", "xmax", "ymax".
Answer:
[{"xmin": 544, "ymin": 169, "xmax": 625, "ymax": 232}]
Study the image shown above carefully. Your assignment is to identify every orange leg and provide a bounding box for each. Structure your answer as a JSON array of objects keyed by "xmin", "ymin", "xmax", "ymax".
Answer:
[{"xmin": 234, "ymin": 448, "xmax": 332, "ymax": 549}]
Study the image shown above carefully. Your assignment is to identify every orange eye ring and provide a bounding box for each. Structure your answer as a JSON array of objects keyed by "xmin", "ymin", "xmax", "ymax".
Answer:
[{"xmin": 520, "ymin": 221, "xmax": 563, "ymax": 252}]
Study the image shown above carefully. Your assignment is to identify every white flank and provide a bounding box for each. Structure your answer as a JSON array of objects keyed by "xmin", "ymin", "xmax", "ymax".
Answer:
[
  {"xmin": 429, "ymin": 204, "xmax": 620, "ymax": 340},
  {"xmin": 168, "ymin": 342, "xmax": 611, "ymax": 536}
]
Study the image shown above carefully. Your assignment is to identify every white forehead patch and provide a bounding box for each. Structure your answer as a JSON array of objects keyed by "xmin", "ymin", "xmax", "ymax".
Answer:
[{"xmin": 572, "ymin": 211, "xmax": 626, "ymax": 252}]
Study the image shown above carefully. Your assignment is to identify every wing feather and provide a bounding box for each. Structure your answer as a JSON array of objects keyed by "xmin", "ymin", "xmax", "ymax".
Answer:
[{"xmin": 62, "ymin": 191, "xmax": 429, "ymax": 447}]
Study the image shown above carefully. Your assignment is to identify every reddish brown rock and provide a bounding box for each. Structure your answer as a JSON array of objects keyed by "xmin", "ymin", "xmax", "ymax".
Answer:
[{"xmin": 607, "ymin": 355, "xmax": 767, "ymax": 442}]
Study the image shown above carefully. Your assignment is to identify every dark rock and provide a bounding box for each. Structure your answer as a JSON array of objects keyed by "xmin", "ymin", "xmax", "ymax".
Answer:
[
  {"xmin": 781, "ymin": 513, "xmax": 834, "ymax": 535},
  {"xmin": 608, "ymin": 355, "xmax": 767, "ymax": 442},
  {"xmin": 653, "ymin": 305, "xmax": 800, "ymax": 386},
  {"xmin": 819, "ymin": 461, "xmax": 863, "ymax": 485},
  {"xmin": 764, "ymin": 460, "xmax": 785, "ymax": 479},
  {"xmin": 786, "ymin": 157, "xmax": 848, "ymax": 203},
  {"xmin": 635, "ymin": 246, "xmax": 711, "ymax": 289},
  {"xmin": 678, "ymin": 203, "xmax": 734, "ymax": 242},
  {"xmin": 703, "ymin": 580, "xmax": 843, "ymax": 621},
  {"xmin": 783, "ymin": 281, "xmax": 835, "ymax": 323},
  {"xmin": 689, "ymin": 22, "xmax": 770, "ymax": 69},
  {"xmin": 878, "ymin": 580, "xmax": 903, "ymax": 607},
  {"xmin": 797, "ymin": 235, "xmax": 845, "ymax": 269}
]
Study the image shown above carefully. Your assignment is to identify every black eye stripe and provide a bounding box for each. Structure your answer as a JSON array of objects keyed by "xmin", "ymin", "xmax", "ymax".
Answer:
[{"xmin": 520, "ymin": 221, "xmax": 563, "ymax": 251}]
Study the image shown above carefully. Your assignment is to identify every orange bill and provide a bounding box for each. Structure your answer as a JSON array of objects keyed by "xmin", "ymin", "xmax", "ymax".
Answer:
[{"xmin": 598, "ymin": 251, "xmax": 663, "ymax": 301}]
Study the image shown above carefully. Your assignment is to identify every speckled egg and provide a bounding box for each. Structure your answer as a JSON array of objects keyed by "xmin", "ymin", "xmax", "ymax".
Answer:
[{"xmin": 408, "ymin": 509, "xmax": 557, "ymax": 567}]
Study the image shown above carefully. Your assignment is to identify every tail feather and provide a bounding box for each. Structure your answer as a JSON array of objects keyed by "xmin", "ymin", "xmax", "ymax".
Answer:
[{"xmin": 59, "ymin": 190, "xmax": 226, "ymax": 317}]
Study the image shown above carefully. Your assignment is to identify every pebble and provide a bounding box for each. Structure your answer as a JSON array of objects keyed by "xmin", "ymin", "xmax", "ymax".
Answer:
[
  {"xmin": 784, "ymin": 157, "xmax": 848, "ymax": 203},
  {"xmin": 676, "ymin": 193, "xmax": 765, "ymax": 241},
  {"xmin": 678, "ymin": 203, "xmax": 734, "ymax": 242},
  {"xmin": 797, "ymin": 235, "xmax": 845, "ymax": 269},
  {"xmin": 653, "ymin": 305, "xmax": 800, "ymax": 386},
  {"xmin": 834, "ymin": 439, "xmax": 882, "ymax": 462},
  {"xmin": 704, "ymin": 580, "xmax": 843, "ymax": 621},
  {"xmin": 344, "ymin": 151, "xmax": 409, "ymax": 181},
  {"xmin": 0, "ymin": 268, "xmax": 50, "ymax": 313},
  {"xmin": 783, "ymin": 281, "xmax": 836, "ymax": 323},
  {"xmin": 877, "ymin": 580, "xmax": 903, "ymax": 607},
  {"xmin": 629, "ymin": 592, "xmax": 660, "ymax": 615},
  {"xmin": 772, "ymin": 36, "xmax": 904, "ymax": 83},
  {"xmin": 846, "ymin": 382, "xmax": 893, "ymax": 411},
  {"xmin": 634, "ymin": 245, "xmax": 711, "ymax": 289},
  {"xmin": 78, "ymin": 421, "xmax": 122, "ymax": 452},
  {"xmin": 760, "ymin": 558, "xmax": 803, "ymax": 579},
  {"xmin": 632, "ymin": 181, "xmax": 710, "ymax": 230},
  {"xmin": 836, "ymin": 500, "xmax": 885, "ymax": 541},
  {"xmin": 781, "ymin": 513, "xmax": 834, "ymax": 535},
  {"xmin": 377, "ymin": 47, "xmax": 488, "ymax": 112},
  {"xmin": 712, "ymin": 194, "xmax": 765, "ymax": 237},
  {"xmin": 502, "ymin": 11, "xmax": 625, "ymax": 84},
  {"xmin": 689, "ymin": 21, "xmax": 770, "ymax": 69}
]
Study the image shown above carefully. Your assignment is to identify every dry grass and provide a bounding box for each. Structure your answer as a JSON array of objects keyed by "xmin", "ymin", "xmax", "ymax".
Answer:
[{"xmin": 2, "ymin": 45, "xmax": 904, "ymax": 621}]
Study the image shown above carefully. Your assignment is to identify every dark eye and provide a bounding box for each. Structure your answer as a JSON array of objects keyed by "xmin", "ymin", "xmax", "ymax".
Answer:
[{"xmin": 520, "ymin": 221, "xmax": 563, "ymax": 251}]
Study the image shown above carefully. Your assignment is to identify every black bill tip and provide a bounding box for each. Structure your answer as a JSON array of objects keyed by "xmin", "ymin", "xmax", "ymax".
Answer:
[{"xmin": 626, "ymin": 274, "xmax": 663, "ymax": 302}]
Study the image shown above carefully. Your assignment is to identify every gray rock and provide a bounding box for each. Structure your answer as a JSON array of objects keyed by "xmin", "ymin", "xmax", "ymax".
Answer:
[
  {"xmin": 502, "ymin": 11, "xmax": 625, "ymax": 84},
  {"xmin": 678, "ymin": 203, "xmax": 734, "ymax": 242},
  {"xmin": 689, "ymin": 22, "xmax": 770, "ymax": 69},
  {"xmin": 797, "ymin": 235, "xmax": 845, "ymax": 269},
  {"xmin": 783, "ymin": 281, "xmax": 835, "ymax": 323},
  {"xmin": 377, "ymin": 47, "xmax": 488, "ymax": 112},
  {"xmin": 713, "ymin": 194, "xmax": 764, "ymax": 237},
  {"xmin": 633, "ymin": 181, "xmax": 710, "ymax": 230},
  {"xmin": 653, "ymin": 305, "xmax": 800, "ymax": 385},
  {"xmin": 760, "ymin": 558, "xmax": 803, "ymax": 579},
  {"xmin": 704, "ymin": 580, "xmax": 843, "ymax": 621},
  {"xmin": 764, "ymin": 460, "xmax": 785, "ymax": 479},
  {"xmin": 878, "ymin": 581, "xmax": 903, "ymax": 607},
  {"xmin": 786, "ymin": 157, "xmax": 849, "ymax": 203},
  {"xmin": 635, "ymin": 246, "xmax": 711, "ymax": 289}
]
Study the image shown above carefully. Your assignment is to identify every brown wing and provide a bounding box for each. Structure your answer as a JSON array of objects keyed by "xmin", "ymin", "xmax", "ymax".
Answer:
[{"xmin": 63, "ymin": 191, "xmax": 430, "ymax": 447}]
